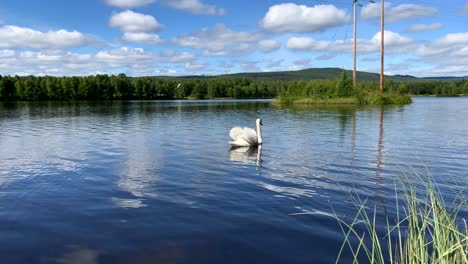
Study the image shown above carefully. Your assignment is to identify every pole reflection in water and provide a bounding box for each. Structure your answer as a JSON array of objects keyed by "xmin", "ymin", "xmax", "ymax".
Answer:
[
  {"xmin": 372, "ymin": 105, "xmax": 388, "ymax": 214},
  {"xmin": 350, "ymin": 109, "xmax": 357, "ymax": 174},
  {"xmin": 376, "ymin": 105, "xmax": 384, "ymax": 181}
]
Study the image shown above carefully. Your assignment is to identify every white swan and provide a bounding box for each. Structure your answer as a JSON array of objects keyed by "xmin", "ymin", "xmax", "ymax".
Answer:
[{"xmin": 229, "ymin": 119, "xmax": 263, "ymax": 147}]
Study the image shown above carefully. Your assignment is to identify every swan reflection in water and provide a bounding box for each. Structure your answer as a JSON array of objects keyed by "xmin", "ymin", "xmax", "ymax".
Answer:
[{"xmin": 229, "ymin": 145, "xmax": 262, "ymax": 166}]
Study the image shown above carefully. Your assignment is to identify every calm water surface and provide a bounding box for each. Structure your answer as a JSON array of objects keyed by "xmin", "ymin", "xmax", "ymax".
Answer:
[{"xmin": 0, "ymin": 98, "xmax": 467, "ymax": 263}]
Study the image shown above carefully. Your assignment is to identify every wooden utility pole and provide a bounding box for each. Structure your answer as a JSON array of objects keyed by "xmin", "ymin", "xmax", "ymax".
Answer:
[
  {"xmin": 353, "ymin": 0, "xmax": 357, "ymax": 88},
  {"xmin": 380, "ymin": 0, "xmax": 384, "ymax": 94}
]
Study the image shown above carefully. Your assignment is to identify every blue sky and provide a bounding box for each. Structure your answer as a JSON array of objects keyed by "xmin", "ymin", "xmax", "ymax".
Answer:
[{"xmin": 0, "ymin": 0, "xmax": 466, "ymax": 77}]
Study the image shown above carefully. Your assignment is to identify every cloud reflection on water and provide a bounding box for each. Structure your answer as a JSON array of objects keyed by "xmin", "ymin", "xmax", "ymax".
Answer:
[
  {"xmin": 114, "ymin": 130, "xmax": 162, "ymax": 208},
  {"xmin": 54, "ymin": 246, "xmax": 99, "ymax": 264}
]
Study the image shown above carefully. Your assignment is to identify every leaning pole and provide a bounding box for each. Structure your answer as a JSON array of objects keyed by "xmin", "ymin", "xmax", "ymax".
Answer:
[
  {"xmin": 353, "ymin": 0, "xmax": 357, "ymax": 88},
  {"xmin": 380, "ymin": 0, "xmax": 385, "ymax": 94}
]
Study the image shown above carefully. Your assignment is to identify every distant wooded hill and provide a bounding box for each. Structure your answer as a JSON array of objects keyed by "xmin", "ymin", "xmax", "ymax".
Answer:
[{"xmin": 158, "ymin": 67, "xmax": 467, "ymax": 82}]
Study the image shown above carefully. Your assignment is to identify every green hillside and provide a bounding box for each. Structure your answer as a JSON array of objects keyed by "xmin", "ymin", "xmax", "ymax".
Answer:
[
  {"xmin": 157, "ymin": 67, "xmax": 466, "ymax": 82},
  {"xmin": 221, "ymin": 68, "xmax": 386, "ymax": 81}
]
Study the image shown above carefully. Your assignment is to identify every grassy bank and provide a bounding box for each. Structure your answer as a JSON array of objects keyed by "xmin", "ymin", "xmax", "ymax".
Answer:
[
  {"xmin": 275, "ymin": 96, "xmax": 359, "ymax": 105},
  {"xmin": 276, "ymin": 93, "xmax": 412, "ymax": 106},
  {"xmin": 357, "ymin": 92, "xmax": 413, "ymax": 105},
  {"xmin": 335, "ymin": 174, "xmax": 467, "ymax": 263}
]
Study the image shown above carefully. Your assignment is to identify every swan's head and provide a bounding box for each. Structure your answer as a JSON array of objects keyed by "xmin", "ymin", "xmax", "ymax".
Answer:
[{"xmin": 256, "ymin": 118, "xmax": 263, "ymax": 126}]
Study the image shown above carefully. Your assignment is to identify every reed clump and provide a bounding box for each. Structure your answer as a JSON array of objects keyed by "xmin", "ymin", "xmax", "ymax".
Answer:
[
  {"xmin": 335, "ymin": 173, "xmax": 467, "ymax": 264},
  {"xmin": 276, "ymin": 71, "xmax": 412, "ymax": 105},
  {"xmin": 283, "ymin": 97, "xmax": 359, "ymax": 105}
]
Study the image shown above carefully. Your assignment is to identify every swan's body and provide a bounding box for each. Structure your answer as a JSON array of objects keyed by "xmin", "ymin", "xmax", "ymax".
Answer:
[{"xmin": 229, "ymin": 119, "xmax": 263, "ymax": 147}]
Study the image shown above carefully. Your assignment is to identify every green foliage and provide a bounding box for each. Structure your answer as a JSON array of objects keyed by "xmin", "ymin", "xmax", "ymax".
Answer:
[
  {"xmin": 359, "ymin": 92, "xmax": 413, "ymax": 105},
  {"xmin": 0, "ymin": 76, "xmax": 16, "ymax": 100},
  {"xmin": 278, "ymin": 79, "xmax": 338, "ymax": 100},
  {"xmin": 335, "ymin": 71, "xmax": 353, "ymax": 97},
  {"xmin": 190, "ymin": 80, "xmax": 207, "ymax": 99},
  {"xmin": 0, "ymin": 75, "xmax": 284, "ymax": 101}
]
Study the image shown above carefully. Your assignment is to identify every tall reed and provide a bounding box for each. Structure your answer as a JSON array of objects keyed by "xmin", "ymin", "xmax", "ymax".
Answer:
[{"xmin": 335, "ymin": 173, "xmax": 467, "ymax": 263}]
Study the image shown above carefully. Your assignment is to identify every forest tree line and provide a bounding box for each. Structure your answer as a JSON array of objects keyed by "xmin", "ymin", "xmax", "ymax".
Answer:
[
  {"xmin": 0, "ymin": 74, "xmax": 285, "ymax": 101},
  {"xmin": 0, "ymin": 73, "xmax": 467, "ymax": 101}
]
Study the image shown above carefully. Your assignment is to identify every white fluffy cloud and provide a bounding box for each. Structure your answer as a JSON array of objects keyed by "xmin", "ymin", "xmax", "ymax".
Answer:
[
  {"xmin": 287, "ymin": 31, "xmax": 416, "ymax": 54},
  {"xmin": 153, "ymin": 69, "xmax": 178, "ymax": 76},
  {"xmin": 165, "ymin": 0, "xmax": 224, "ymax": 15},
  {"xmin": 109, "ymin": 10, "xmax": 164, "ymax": 44},
  {"xmin": 123, "ymin": 32, "xmax": 162, "ymax": 44},
  {"xmin": 259, "ymin": 3, "xmax": 350, "ymax": 33},
  {"xmin": 184, "ymin": 60, "xmax": 208, "ymax": 71},
  {"xmin": 430, "ymin": 32, "xmax": 468, "ymax": 47},
  {"xmin": 95, "ymin": 47, "xmax": 152, "ymax": 66},
  {"xmin": 0, "ymin": 47, "xmax": 198, "ymax": 76},
  {"xmin": 105, "ymin": 0, "xmax": 155, "ymax": 8},
  {"xmin": 160, "ymin": 50, "xmax": 196, "ymax": 63},
  {"xmin": 413, "ymin": 32, "xmax": 468, "ymax": 73},
  {"xmin": 0, "ymin": 25, "xmax": 90, "ymax": 49},
  {"xmin": 406, "ymin": 23, "xmax": 443, "ymax": 33},
  {"xmin": 0, "ymin": 49, "xmax": 15, "ymax": 58},
  {"xmin": 361, "ymin": 2, "xmax": 437, "ymax": 23},
  {"xmin": 172, "ymin": 24, "xmax": 263, "ymax": 56},
  {"xmin": 258, "ymin": 40, "xmax": 280, "ymax": 53},
  {"xmin": 416, "ymin": 32, "xmax": 468, "ymax": 64},
  {"xmin": 19, "ymin": 50, "xmax": 92, "ymax": 66},
  {"xmin": 109, "ymin": 10, "xmax": 163, "ymax": 33}
]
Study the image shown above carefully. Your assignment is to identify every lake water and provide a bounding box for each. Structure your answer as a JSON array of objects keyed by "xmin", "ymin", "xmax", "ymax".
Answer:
[{"xmin": 0, "ymin": 97, "xmax": 466, "ymax": 263}]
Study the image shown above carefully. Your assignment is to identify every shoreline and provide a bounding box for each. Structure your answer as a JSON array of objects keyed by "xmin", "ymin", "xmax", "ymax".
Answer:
[{"xmin": 275, "ymin": 94, "xmax": 413, "ymax": 106}]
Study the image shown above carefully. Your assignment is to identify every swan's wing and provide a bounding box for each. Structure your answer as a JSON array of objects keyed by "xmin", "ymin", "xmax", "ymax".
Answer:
[
  {"xmin": 229, "ymin": 127, "xmax": 258, "ymax": 146},
  {"xmin": 229, "ymin": 127, "xmax": 257, "ymax": 145},
  {"xmin": 229, "ymin": 138, "xmax": 251, "ymax": 147},
  {"xmin": 242, "ymin": 127, "xmax": 258, "ymax": 145},
  {"xmin": 229, "ymin": 127, "xmax": 244, "ymax": 141}
]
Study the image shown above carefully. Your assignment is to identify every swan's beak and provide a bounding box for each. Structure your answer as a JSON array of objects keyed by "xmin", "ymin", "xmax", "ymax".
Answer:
[{"xmin": 260, "ymin": 120, "xmax": 263, "ymax": 126}]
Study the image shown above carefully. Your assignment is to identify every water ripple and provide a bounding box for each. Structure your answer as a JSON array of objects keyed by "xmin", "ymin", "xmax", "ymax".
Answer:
[{"xmin": 0, "ymin": 98, "xmax": 466, "ymax": 263}]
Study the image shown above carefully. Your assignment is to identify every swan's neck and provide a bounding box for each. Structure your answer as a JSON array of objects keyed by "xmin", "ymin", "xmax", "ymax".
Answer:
[{"xmin": 256, "ymin": 122, "xmax": 263, "ymax": 145}]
